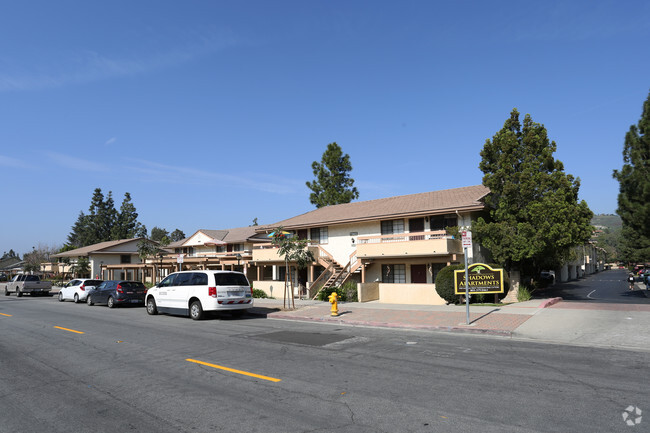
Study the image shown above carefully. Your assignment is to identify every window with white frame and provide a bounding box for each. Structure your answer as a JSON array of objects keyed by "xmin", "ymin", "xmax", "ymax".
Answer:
[
  {"xmin": 310, "ymin": 227, "xmax": 328, "ymax": 244},
  {"xmin": 381, "ymin": 264, "xmax": 406, "ymax": 283},
  {"xmin": 381, "ymin": 219, "xmax": 405, "ymax": 235}
]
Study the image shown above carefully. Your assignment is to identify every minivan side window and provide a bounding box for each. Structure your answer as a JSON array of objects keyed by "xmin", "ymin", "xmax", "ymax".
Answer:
[
  {"xmin": 159, "ymin": 274, "xmax": 177, "ymax": 288},
  {"xmin": 189, "ymin": 273, "xmax": 208, "ymax": 285},
  {"xmin": 174, "ymin": 273, "xmax": 194, "ymax": 286},
  {"xmin": 213, "ymin": 273, "xmax": 249, "ymax": 286}
]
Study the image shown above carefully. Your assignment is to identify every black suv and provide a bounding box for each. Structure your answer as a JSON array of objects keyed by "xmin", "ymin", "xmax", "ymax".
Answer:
[{"xmin": 86, "ymin": 280, "xmax": 147, "ymax": 308}]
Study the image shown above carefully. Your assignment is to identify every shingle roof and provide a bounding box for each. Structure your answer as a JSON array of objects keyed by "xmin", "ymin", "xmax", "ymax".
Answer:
[
  {"xmin": 262, "ymin": 185, "xmax": 489, "ymax": 230},
  {"xmin": 190, "ymin": 226, "xmax": 265, "ymax": 245},
  {"xmin": 51, "ymin": 238, "xmax": 146, "ymax": 258}
]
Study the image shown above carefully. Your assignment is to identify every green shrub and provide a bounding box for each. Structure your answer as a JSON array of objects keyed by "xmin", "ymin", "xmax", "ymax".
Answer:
[
  {"xmin": 341, "ymin": 281, "xmax": 358, "ymax": 302},
  {"xmin": 434, "ymin": 264, "xmax": 465, "ymax": 304},
  {"xmin": 317, "ymin": 286, "xmax": 347, "ymax": 302},
  {"xmin": 517, "ymin": 285, "xmax": 533, "ymax": 302},
  {"xmin": 252, "ymin": 288, "xmax": 268, "ymax": 298}
]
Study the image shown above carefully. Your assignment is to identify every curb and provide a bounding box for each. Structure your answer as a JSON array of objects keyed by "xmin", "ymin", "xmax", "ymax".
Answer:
[{"xmin": 538, "ymin": 297, "xmax": 562, "ymax": 308}]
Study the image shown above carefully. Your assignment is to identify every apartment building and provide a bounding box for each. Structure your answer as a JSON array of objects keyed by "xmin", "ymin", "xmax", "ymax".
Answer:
[{"xmin": 251, "ymin": 185, "xmax": 490, "ymax": 304}]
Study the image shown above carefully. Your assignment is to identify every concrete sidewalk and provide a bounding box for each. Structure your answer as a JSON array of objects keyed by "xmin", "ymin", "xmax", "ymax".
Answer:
[
  {"xmin": 249, "ymin": 297, "xmax": 561, "ymax": 336},
  {"xmin": 249, "ymin": 292, "xmax": 650, "ymax": 351}
]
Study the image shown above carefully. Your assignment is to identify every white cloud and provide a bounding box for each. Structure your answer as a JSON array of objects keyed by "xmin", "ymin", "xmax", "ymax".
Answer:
[
  {"xmin": 105, "ymin": 137, "xmax": 117, "ymax": 145},
  {"xmin": 124, "ymin": 158, "xmax": 302, "ymax": 194},
  {"xmin": 0, "ymin": 154, "xmax": 30, "ymax": 169},
  {"xmin": 47, "ymin": 152, "xmax": 110, "ymax": 172},
  {"xmin": 0, "ymin": 29, "xmax": 237, "ymax": 92}
]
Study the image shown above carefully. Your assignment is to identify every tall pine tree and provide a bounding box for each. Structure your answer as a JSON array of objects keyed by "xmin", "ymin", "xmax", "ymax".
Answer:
[
  {"xmin": 306, "ymin": 142, "xmax": 359, "ymax": 208},
  {"xmin": 111, "ymin": 192, "xmax": 146, "ymax": 240},
  {"xmin": 613, "ymin": 91, "xmax": 650, "ymax": 262},
  {"xmin": 473, "ymin": 109, "xmax": 593, "ymax": 278}
]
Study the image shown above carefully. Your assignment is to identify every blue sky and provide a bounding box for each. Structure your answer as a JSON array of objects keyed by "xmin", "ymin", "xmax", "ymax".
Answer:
[{"xmin": 1, "ymin": 1, "xmax": 649, "ymax": 256}]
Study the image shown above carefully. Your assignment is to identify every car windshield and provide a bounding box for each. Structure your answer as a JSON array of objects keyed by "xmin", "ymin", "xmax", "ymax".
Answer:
[{"xmin": 213, "ymin": 273, "xmax": 249, "ymax": 286}]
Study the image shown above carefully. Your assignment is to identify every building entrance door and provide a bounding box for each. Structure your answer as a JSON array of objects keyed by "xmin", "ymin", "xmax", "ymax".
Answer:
[{"xmin": 411, "ymin": 264, "xmax": 427, "ymax": 284}]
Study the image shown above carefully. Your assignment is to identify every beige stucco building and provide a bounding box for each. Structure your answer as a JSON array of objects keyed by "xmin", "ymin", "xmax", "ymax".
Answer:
[{"xmin": 250, "ymin": 184, "xmax": 491, "ymax": 305}]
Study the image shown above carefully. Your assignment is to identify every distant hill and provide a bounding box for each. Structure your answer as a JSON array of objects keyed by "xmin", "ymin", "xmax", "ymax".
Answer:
[{"xmin": 592, "ymin": 214, "xmax": 622, "ymax": 229}]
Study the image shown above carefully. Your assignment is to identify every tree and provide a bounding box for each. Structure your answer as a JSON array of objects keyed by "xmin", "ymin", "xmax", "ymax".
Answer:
[
  {"xmin": 112, "ymin": 192, "xmax": 146, "ymax": 240},
  {"xmin": 170, "ymin": 229, "xmax": 186, "ymax": 242},
  {"xmin": 613, "ymin": 90, "xmax": 650, "ymax": 263},
  {"xmin": 67, "ymin": 211, "xmax": 91, "ymax": 248},
  {"xmin": 67, "ymin": 188, "xmax": 147, "ymax": 248},
  {"xmin": 306, "ymin": 142, "xmax": 359, "ymax": 208},
  {"xmin": 2, "ymin": 250, "xmax": 20, "ymax": 260},
  {"xmin": 270, "ymin": 228, "xmax": 315, "ymax": 309},
  {"xmin": 86, "ymin": 188, "xmax": 117, "ymax": 244},
  {"xmin": 71, "ymin": 257, "xmax": 90, "ymax": 278},
  {"xmin": 22, "ymin": 243, "xmax": 60, "ymax": 274},
  {"xmin": 150, "ymin": 227, "xmax": 170, "ymax": 243},
  {"xmin": 473, "ymin": 109, "xmax": 593, "ymax": 281}
]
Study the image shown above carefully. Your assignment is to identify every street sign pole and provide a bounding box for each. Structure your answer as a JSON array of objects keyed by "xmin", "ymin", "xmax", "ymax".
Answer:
[{"xmin": 464, "ymin": 246, "xmax": 470, "ymax": 325}]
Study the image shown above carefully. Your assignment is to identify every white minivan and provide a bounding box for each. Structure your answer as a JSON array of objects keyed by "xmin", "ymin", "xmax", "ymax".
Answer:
[{"xmin": 145, "ymin": 271, "xmax": 253, "ymax": 320}]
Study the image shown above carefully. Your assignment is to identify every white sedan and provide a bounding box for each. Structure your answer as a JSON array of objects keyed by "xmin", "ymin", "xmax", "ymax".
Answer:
[{"xmin": 58, "ymin": 279, "xmax": 103, "ymax": 303}]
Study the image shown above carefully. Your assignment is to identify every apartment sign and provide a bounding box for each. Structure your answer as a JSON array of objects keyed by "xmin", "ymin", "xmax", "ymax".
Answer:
[{"xmin": 454, "ymin": 263, "xmax": 504, "ymax": 294}]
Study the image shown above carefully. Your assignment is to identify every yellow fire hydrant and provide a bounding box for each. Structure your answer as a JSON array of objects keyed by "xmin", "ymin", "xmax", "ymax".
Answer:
[{"xmin": 328, "ymin": 292, "xmax": 339, "ymax": 316}]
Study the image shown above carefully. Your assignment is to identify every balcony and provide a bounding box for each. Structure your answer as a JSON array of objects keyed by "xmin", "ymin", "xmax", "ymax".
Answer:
[
  {"xmin": 252, "ymin": 244, "xmax": 322, "ymax": 264},
  {"xmin": 356, "ymin": 231, "xmax": 462, "ymax": 259}
]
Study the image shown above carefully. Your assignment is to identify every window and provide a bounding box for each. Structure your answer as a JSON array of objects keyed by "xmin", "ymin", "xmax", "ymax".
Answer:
[
  {"xmin": 382, "ymin": 264, "xmax": 406, "ymax": 283},
  {"xmin": 381, "ymin": 219, "xmax": 405, "ymax": 235},
  {"xmin": 174, "ymin": 273, "xmax": 194, "ymax": 286},
  {"xmin": 310, "ymin": 227, "xmax": 328, "ymax": 244},
  {"xmin": 120, "ymin": 255, "xmax": 131, "ymax": 264},
  {"xmin": 213, "ymin": 273, "xmax": 249, "ymax": 286},
  {"xmin": 430, "ymin": 215, "xmax": 457, "ymax": 231},
  {"xmin": 159, "ymin": 274, "xmax": 177, "ymax": 288},
  {"xmin": 431, "ymin": 263, "xmax": 446, "ymax": 282},
  {"xmin": 233, "ymin": 244, "xmax": 245, "ymax": 252},
  {"xmin": 190, "ymin": 273, "xmax": 208, "ymax": 285},
  {"xmin": 216, "ymin": 245, "xmax": 226, "ymax": 253}
]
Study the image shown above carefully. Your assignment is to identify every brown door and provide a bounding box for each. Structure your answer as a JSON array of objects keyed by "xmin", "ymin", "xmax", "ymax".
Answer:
[
  {"xmin": 409, "ymin": 218, "xmax": 425, "ymax": 240},
  {"xmin": 411, "ymin": 264, "xmax": 427, "ymax": 284}
]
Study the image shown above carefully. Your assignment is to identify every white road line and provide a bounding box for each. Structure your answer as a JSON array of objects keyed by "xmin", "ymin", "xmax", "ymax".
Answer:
[{"xmin": 587, "ymin": 290, "xmax": 596, "ymax": 299}]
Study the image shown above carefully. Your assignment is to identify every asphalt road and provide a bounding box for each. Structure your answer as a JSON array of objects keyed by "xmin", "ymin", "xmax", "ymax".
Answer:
[
  {"xmin": 536, "ymin": 268, "xmax": 650, "ymax": 304},
  {"xmin": 1, "ymin": 295, "xmax": 649, "ymax": 432}
]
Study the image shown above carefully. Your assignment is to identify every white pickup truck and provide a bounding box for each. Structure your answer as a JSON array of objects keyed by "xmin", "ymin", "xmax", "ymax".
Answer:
[{"xmin": 2, "ymin": 275, "xmax": 52, "ymax": 297}]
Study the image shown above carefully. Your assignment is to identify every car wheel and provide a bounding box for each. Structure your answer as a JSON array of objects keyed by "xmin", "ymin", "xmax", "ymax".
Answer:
[
  {"xmin": 73, "ymin": 293, "xmax": 80, "ymax": 303},
  {"xmin": 146, "ymin": 297, "xmax": 158, "ymax": 315},
  {"xmin": 17, "ymin": 291, "xmax": 23, "ymax": 297},
  {"xmin": 107, "ymin": 296, "xmax": 115, "ymax": 308},
  {"xmin": 4, "ymin": 288, "xmax": 9, "ymax": 296},
  {"xmin": 58, "ymin": 292, "xmax": 64, "ymax": 302},
  {"xmin": 87, "ymin": 295, "xmax": 94, "ymax": 306},
  {"xmin": 189, "ymin": 300, "xmax": 203, "ymax": 320}
]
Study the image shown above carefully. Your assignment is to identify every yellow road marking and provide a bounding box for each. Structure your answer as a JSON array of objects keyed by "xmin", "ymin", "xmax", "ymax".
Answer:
[
  {"xmin": 186, "ymin": 358, "xmax": 281, "ymax": 382},
  {"xmin": 0, "ymin": 313, "xmax": 12, "ymax": 317},
  {"xmin": 54, "ymin": 326, "xmax": 85, "ymax": 334}
]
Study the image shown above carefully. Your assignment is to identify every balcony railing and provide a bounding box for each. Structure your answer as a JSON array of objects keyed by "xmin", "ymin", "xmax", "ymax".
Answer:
[
  {"xmin": 357, "ymin": 230, "xmax": 449, "ymax": 244},
  {"xmin": 356, "ymin": 230, "xmax": 461, "ymax": 258}
]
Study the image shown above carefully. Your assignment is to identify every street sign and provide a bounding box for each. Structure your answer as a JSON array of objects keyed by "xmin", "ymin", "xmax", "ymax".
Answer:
[
  {"xmin": 462, "ymin": 230, "xmax": 472, "ymax": 249},
  {"xmin": 177, "ymin": 254, "xmax": 184, "ymax": 264}
]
